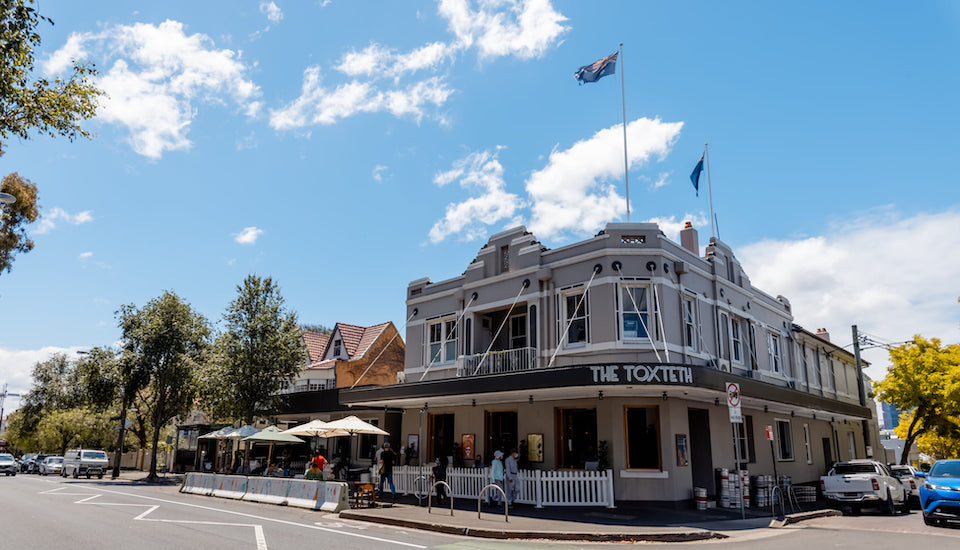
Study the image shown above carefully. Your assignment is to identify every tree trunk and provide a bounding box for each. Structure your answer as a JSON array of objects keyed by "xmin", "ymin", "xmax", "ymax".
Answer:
[
  {"xmin": 112, "ymin": 396, "xmax": 128, "ymax": 479},
  {"xmin": 900, "ymin": 412, "xmax": 923, "ymax": 465}
]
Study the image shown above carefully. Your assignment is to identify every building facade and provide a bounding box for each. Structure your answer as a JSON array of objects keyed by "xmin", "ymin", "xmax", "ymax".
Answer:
[{"xmin": 342, "ymin": 223, "xmax": 881, "ymax": 502}]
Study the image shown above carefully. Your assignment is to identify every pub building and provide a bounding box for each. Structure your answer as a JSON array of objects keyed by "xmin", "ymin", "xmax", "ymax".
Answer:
[{"xmin": 341, "ymin": 222, "xmax": 881, "ymax": 503}]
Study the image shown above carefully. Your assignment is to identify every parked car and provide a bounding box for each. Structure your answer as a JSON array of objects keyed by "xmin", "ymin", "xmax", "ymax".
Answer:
[
  {"xmin": 820, "ymin": 459, "xmax": 908, "ymax": 515},
  {"xmin": 917, "ymin": 459, "xmax": 960, "ymax": 526},
  {"xmin": 61, "ymin": 449, "xmax": 109, "ymax": 479},
  {"xmin": 28, "ymin": 453, "xmax": 52, "ymax": 474},
  {"xmin": 39, "ymin": 456, "xmax": 64, "ymax": 476},
  {"xmin": 0, "ymin": 453, "xmax": 17, "ymax": 476},
  {"xmin": 889, "ymin": 464, "xmax": 921, "ymax": 507},
  {"xmin": 18, "ymin": 453, "xmax": 37, "ymax": 473}
]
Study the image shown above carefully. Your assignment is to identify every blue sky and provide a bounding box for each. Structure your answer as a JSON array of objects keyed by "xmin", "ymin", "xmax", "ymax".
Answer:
[{"xmin": 2, "ymin": 1, "xmax": 959, "ymax": 410}]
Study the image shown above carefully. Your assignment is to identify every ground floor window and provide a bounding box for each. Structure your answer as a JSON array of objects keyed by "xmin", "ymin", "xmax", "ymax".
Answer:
[
  {"xmin": 625, "ymin": 406, "xmax": 661, "ymax": 470},
  {"xmin": 847, "ymin": 431, "xmax": 857, "ymax": 460},
  {"xmin": 733, "ymin": 415, "xmax": 755, "ymax": 465},
  {"xmin": 556, "ymin": 407, "xmax": 597, "ymax": 469},
  {"xmin": 776, "ymin": 419, "xmax": 793, "ymax": 461},
  {"xmin": 803, "ymin": 424, "xmax": 813, "ymax": 464}
]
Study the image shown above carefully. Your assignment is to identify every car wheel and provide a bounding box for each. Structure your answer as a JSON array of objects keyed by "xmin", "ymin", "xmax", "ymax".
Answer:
[
  {"xmin": 86, "ymin": 473, "xmax": 91, "ymax": 479},
  {"xmin": 886, "ymin": 490, "xmax": 897, "ymax": 515},
  {"xmin": 98, "ymin": 474, "xmax": 103, "ymax": 479},
  {"xmin": 72, "ymin": 469, "xmax": 79, "ymax": 479}
]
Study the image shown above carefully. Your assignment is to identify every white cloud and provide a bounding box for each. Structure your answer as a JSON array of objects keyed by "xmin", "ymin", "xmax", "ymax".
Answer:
[
  {"xmin": 645, "ymin": 214, "xmax": 709, "ymax": 243},
  {"xmin": 738, "ymin": 209, "xmax": 960, "ymax": 377},
  {"xmin": 269, "ymin": 67, "xmax": 453, "ymax": 129},
  {"xmin": 43, "ymin": 20, "xmax": 261, "ymax": 159},
  {"xmin": 372, "ymin": 165, "xmax": 388, "ymax": 182},
  {"xmin": 429, "ymin": 147, "xmax": 525, "ymax": 243},
  {"xmin": 526, "ymin": 117, "xmax": 683, "ymax": 240},
  {"xmin": 438, "ymin": 0, "xmax": 569, "ymax": 60},
  {"xmin": 276, "ymin": 1, "xmax": 566, "ymax": 132},
  {"xmin": 78, "ymin": 252, "xmax": 94, "ymax": 261},
  {"xmin": 35, "ymin": 207, "xmax": 94, "ymax": 234},
  {"xmin": 234, "ymin": 226, "xmax": 263, "ymax": 245},
  {"xmin": 0, "ymin": 346, "xmax": 89, "ymax": 412},
  {"xmin": 260, "ymin": 1, "xmax": 284, "ymax": 23},
  {"xmin": 652, "ymin": 172, "xmax": 670, "ymax": 189}
]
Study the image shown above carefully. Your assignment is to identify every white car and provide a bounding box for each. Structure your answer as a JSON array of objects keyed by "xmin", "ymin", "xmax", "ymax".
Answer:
[
  {"xmin": 39, "ymin": 456, "xmax": 64, "ymax": 476},
  {"xmin": 0, "ymin": 453, "xmax": 17, "ymax": 476},
  {"xmin": 820, "ymin": 459, "xmax": 908, "ymax": 515},
  {"xmin": 62, "ymin": 449, "xmax": 109, "ymax": 479},
  {"xmin": 889, "ymin": 464, "xmax": 921, "ymax": 506}
]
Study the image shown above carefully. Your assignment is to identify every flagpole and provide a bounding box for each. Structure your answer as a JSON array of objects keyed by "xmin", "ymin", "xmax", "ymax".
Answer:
[
  {"xmin": 619, "ymin": 42, "xmax": 630, "ymax": 223},
  {"xmin": 705, "ymin": 142, "xmax": 716, "ymax": 240}
]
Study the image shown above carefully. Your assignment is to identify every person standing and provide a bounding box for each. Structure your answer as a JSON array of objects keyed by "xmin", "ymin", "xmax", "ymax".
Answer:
[
  {"xmin": 504, "ymin": 449, "xmax": 519, "ymax": 506},
  {"xmin": 490, "ymin": 450, "xmax": 505, "ymax": 506},
  {"xmin": 430, "ymin": 457, "xmax": 448, "ymax": 503},
  {"xmin": 378, "ymin": 442, "xmax": 397, "ymax": 501}
]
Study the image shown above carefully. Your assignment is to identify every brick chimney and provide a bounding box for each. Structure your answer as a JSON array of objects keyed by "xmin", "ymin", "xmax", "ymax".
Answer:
[
  {"xmin": 816, "ymin": 328, "xmax": 831, "ymax": 342},
  {"xmin": 680, "ymin": 221, "xmax": 699, "ymax": 256}
]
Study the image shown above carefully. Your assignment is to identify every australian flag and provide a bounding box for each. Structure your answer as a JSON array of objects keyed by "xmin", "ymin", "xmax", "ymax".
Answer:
[
  {"xmin": 690, "ymin": 154, "xmax": 704, "ymax": 196},
  {"xmin": 574, "ymin": 52, "xmax": 618, "ymax": 84}
]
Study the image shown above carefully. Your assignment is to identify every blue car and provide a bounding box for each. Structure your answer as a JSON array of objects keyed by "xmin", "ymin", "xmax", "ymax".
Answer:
[{"xmin": 918, "ymin": 459, "xmax": 960, "ymax": 526}]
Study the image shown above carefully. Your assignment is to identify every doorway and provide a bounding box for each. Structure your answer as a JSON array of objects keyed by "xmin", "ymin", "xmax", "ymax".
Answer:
[
  {"xmin": 485, "ymin": 410, "xmax": 518, "ymax": 461},
  {"xmin": 428, "ymin": 413, "xmax": 455, "ymax": 463},
  {"xmin": 556, "ymin": 408, "xmax": 597, "ymax": 469},
  {"xmin": 688, "ymin": 408, "xmax": 714, "ymax": 495}
]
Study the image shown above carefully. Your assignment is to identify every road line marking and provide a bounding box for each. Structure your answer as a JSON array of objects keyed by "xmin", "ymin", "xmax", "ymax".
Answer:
[
  {"xmin": 93, "ymin": 486, "xmax": 427, "ymax": 548},
  {"xmin": 27, "ymin": 477, "xmax": 426, "ymax": 549}
]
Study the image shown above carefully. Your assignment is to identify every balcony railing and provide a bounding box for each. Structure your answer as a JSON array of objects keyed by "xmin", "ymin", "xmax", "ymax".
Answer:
[
  {"xmin": 279, "ymin": 379, "xmax": 336, "ymax": 394},
  {"xmin": 457, "ymin": 347, "xmax": 538, "ymax": 377}
]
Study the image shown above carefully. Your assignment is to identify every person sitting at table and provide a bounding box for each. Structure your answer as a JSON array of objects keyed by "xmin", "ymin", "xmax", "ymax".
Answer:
[
  {"xmin": 305, "ymin": 462, "xmax": 323, "ymax": 480},
  {"xmin": 264, "ymin": 462, "xmax": 280, "ymax": 476}
]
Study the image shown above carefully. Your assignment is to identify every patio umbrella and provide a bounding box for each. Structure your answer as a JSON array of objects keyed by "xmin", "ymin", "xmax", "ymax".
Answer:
[
  {"xmin": 223, "ymin": 425, "xmax": 260, "ymax": 472},
  {"xmin": 243, "ymin": 425, "xmax": 304, "ymax": 465},
  {"xmin": 198, "ymin": 426, "xmax": 236, "ymax": 471},
  {"xmin": 321, "ymin": 416, "xmax": 389, "ymax": 437},
  {"xmin": 281, "ymin": 419, "xmax": 335, "ymax": 438}
]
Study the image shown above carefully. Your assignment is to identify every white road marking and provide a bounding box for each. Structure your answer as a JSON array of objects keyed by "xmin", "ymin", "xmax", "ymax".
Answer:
[
  {"xmin": 36, "ymin": 480, "xmax": 426, "ymax": 549},
  {"xmin": 41, "ymin": 486, "xmax": 270, "ymax": 550}
]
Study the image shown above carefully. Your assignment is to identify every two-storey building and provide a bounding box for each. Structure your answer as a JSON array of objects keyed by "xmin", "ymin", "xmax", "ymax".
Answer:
[{"xmin": 342, "ymin": 222, "xmax": 880, "ymax": 503}]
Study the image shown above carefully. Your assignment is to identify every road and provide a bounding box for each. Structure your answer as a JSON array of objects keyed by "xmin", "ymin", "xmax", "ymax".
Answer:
[{"xmin": 4, "ymin": 474, "xmax": 960, "ymax": 549}]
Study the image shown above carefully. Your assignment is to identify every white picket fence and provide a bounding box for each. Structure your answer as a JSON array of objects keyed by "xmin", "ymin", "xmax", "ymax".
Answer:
[{"xmin": 378, "ymin": 466, "xmax": 615, "ymax": 508}]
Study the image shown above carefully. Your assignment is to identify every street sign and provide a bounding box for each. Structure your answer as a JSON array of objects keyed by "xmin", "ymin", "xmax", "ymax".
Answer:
[
  {"xmin": 726, "ymin": 382, "xmax": 742, "ymax": 423},
  {"xmin": 765, "ymin": 425, "xmax": 774, "ymax": 441}
]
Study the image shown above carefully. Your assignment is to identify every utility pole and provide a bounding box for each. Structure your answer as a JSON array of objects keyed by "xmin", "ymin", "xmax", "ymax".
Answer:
[
  {"xmin": 1, "ymin": 383, "xmax": 22, "ymax": 434},
  {"xmin": 852, "ymin": 325, "xmax": 872, "ymax": 456}
]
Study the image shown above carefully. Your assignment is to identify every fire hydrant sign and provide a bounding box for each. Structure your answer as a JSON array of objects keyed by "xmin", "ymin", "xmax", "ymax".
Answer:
[
  {"xmin": 727, "ymin": 382, "xmax": 742, "ymax": 423},
  {"xmin": 765, "ymin": 425, "xmax": 774, "ymax": 441}
]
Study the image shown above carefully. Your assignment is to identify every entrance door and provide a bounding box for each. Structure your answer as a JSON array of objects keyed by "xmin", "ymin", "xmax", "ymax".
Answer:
[
  {"xmin": 428, "ymin": 413, "xmax": 455, "ymax": 463},
  {"xmin": 688, "ymin": 408, "xmax": 713, "ymax": 495},
  {"xmin": 556, "ymin": 408, "xmax": 597, "ymax": 469},
  {"xmin": 822, "ymin": 437, "xmax": 833, "ymax": 474},
  {"xmin": 485, "ymin": 410, "xmax": 518, "ymax": 462}
]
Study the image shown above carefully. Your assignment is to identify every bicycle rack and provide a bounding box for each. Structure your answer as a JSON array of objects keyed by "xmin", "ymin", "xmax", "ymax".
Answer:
[
  {"xmin": 771, "ymin": 485, "xmax": 785, "ymax": 520},
  {"xmin": 413, "ymin": 474, "xmax": 429, "ymax": 506},
  {"xmin": 477, "ymin": 484, "xmax": 508, "ymax": 522},
  {"xmin": 427, "ymin": 481, "xmax": 453, "ymax": 516}
]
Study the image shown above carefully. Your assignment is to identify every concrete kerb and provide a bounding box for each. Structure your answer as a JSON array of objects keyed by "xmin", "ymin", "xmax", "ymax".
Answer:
[
  {"xmin": 768, "ymin": 508, "xmax": 841, "ymax": 527},
  {"xmin": 337, "ymin": 510, "xmax": 728, "ymax": 543}
]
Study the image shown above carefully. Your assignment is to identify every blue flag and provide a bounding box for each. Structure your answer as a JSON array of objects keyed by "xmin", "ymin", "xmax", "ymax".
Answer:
[
  {"xmin": 574, "ymin": 52, "xmax": 618, "ymax": 84},
  {"xmin": 690, "ymin": 154, "xmax": 704, "ymax": 196}
]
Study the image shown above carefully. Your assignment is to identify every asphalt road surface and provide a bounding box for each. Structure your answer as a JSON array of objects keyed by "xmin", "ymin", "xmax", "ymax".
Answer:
[{"xmin": 4, "ymin": 474, "xmax": 960, "ymax": 549}]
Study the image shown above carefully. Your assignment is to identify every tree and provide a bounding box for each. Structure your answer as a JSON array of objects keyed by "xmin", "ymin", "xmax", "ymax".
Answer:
[
  {"xmin": 36, "ymin": 406, "xmax": 111, "ymax": 456},
  {"xmin": 0, "ymin": 171, "xmax": 38, "ymax": 273},
  {"xmin": 205, "ymin": 275, "xmax": 307, "ymax": 424},
  {"xmin": 875, "ymin": 336, "xmax": 960, "ymax": 464},
  {"xmin": 0, "ymin": 0, "xmax": 101, "ymax": 147},
  {"xmin": 118, "ymin": 291, "xmax": 209, "ymax": 480}
]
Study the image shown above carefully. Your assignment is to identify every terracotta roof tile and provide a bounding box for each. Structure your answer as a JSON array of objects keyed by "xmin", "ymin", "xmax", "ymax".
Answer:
[
  {"xmin": 355, "ymin": 322, "xmax": 393, "ymax": 358},
  {"xmin": 332, "ymin": 323, "xmax": 365, "ymax": 358},
  {"xmin": 302, "ymin": 331, "xmax": 331, "ymax": 364}
]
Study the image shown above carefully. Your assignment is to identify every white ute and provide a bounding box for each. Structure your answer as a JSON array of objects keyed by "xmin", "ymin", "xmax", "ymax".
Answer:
[
  {"xmin": 820, "ymin": 459, "xmax": 908, "ymax": 514},
  {"xmin": 61, "ymin": 449, "xmax": 110, "ymax": 479}
]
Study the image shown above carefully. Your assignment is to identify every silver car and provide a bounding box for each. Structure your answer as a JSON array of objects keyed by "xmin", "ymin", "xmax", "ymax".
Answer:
[
  {"xmin": 0, "ymin": 453, "xmax": 17, "ymax": 476},
  {"xmin": 39, "ymin": 456, "xmax": 63, "ymax": 476},
  {"xmin": 890, "ymin": 464, "xmax": 921, "ymax": 506}
]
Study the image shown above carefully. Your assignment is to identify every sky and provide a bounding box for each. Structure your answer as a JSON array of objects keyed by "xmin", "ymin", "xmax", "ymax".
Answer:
[{"xmin": 1, "ymin": 1, "xmax": 959, "ymax": 417}]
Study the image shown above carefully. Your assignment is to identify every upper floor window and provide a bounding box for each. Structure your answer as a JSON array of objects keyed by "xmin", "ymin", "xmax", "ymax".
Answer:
[
  {"xmin": 683, "ymin": 295, "xmax": 699, "ymax": 351},
  {"xmin": 730, "ymin": 318, "xmax": 744, "ymax": 364},
  {"xmin": 427, "ymin": 318, "xmax": 458, "ymax": 364},
  {"xmin": 767, "ymin": 331, "xmax": 783, "ymax": 374},
  {"xmin": 619, "ymin": 283, "xmax": 654, "ymax": 340},
  {"xmin": 718, "ymin": 311, "xmax": 730, "ymax": 360},
  {"xmin": 560, "ymin": 288, "xmax": 589, "ymax": 346},
  {"xmin": 509, "ymin": 314, "xmax": 527, "ymax": 349},
  {"xmin": 499, "ymin": 245, "xmax": 509, "ymax": 274},
  {"xmin": 333, "ymin": 339, "xmax": 342, "ymax": 358}
]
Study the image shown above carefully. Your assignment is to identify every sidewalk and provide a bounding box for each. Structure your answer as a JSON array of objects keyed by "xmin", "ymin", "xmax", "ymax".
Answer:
[{"xmin": 339, "ymin": 496, "xmax": 839, "ymax": 542}]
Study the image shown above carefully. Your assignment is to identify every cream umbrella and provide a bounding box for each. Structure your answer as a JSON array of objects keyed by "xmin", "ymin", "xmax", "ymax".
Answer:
[{"xmin": 281, "ymin": 419, "xmax": 335, "ymax": 438}]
